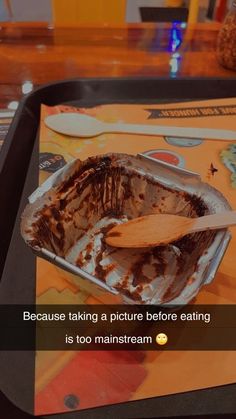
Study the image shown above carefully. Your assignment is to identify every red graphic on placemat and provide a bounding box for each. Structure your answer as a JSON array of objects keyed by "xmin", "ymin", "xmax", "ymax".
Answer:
[
  {"xmin": 143, "ymin": 149, "xmax": 185, "ymax": 167},
  {"xmin": 35, "ymin": 351, "xmax": 146, "ymax": 415}
]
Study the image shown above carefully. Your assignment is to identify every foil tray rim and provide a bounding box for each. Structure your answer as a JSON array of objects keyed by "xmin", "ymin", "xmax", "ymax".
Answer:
[
  {"xmin": 202, "ymin": 231, "xmax": 231, "ymax": 286},
  {"xmin": 138, "ymin": 153, "xmax": 201, "ymax": 178}
]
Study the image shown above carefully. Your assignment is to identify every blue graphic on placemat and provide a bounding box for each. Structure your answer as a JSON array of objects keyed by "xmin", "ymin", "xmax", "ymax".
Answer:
[{"xmin": 165, "ymin": 137, "xmax": 203, "ymax": 147}]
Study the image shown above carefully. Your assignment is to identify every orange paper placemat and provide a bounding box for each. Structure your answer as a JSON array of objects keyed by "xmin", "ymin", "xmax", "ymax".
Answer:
[{"xmin": 35, "ymin": 98, "xmax": 236, "ymax": 416}]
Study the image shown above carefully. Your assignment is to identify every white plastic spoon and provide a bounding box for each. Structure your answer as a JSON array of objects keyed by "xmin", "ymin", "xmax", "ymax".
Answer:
[{"xmin": 44, "ymin": 113, "xmax": 236, "ymax": 141}]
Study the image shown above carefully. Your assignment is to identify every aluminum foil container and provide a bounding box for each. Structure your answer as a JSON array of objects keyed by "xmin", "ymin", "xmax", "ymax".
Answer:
[{"xmin": 21, "ymin": 153, "xmax": 231, "ymax": 305}]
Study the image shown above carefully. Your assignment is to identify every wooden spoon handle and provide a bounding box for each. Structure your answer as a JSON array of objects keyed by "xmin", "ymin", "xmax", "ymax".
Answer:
[
  {"xmin": 109, "ymin": 123, "xmax": 236, "ymax": 141},
  {"xmin": 193, "ymin": 211, "xmax": 236, "ymax": 232}
]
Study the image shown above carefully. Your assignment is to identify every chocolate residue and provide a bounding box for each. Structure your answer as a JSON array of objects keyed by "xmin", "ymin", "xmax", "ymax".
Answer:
[
  {"xmin": 76, "ymin": 253, "xmax": 84, "ymax": 268},
  {"xmin": 115, "ymin": 286, "xmax": 142, "ymax": 302},
  {"xmin": 84, "ymin": 242, "xmax": 93, "ymax": 261},
  {"xmin": 122, "ymin": 176, "xmax": 133, "ymax": 201},
  {"xmin": 58, "ymin": 155, "xmax": 112, "ymax": 194},
  {"xmin": 100, "ymin": 223, "xmax": 117, "ymax": 237},
  {"xmin": 51, "ymin": 206, "xmax": 61, "ymax": 221},
  {"xmin": 94, "ymin": 259, "xmax": 106, "ymax": 281},
  {"xmin": 102, "ymin": 263, "xmax": 116, "ymax": 276},
  {"xmin": 152, "ymin": 247, "xmax": 167, "ymax": 276},
  {"xmin": 93, "ymin": 222, "xmax": 119, "ymax": 280},
  {"xmin": 129, "ymin": 247, "xmax": 168, "ymax": 288},
  {"xmin": 59, "ymin": 199, "xmax": 67, "ymax": 211},
  {"xmin": 32, "ymin": 207, "xmax": 65, "ymax": 252},
  {"xmin": 173, "ymin": 234, "xmax": 196, "ymax": 254},
  {"xmin": 162, "ymin": 230, "xmax": 216, "ymax": 302},
  {"xmin": 183, "ymin": 193, "xmax": 208, "ymax": 217},
  {"xmin": 107, "ymin": 231, "xmax": 121, "ymax": 238},
  {"xmin": 131, "ymin": 253, "xmax": 152, "ymax": 287}
]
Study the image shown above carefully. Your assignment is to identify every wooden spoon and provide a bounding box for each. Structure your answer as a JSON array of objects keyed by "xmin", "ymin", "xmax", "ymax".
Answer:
[
  {"xmin": 44, "ymin": 113, "xmax": 236, "ymax": 141},
  {"xmin": 105, "ymin": 211, "xmax": 236, "ymax": 248}
]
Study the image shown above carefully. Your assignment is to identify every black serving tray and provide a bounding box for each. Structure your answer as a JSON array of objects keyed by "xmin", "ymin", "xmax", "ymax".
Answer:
[{"xmin": 1, "ymin": 77, "xmax": 236, "ymax": 418}]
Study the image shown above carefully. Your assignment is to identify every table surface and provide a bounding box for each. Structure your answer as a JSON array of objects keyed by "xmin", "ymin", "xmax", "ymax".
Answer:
[{"xmin": 0, "ymin": 21, "xmax": 236, "ymax": 110}]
